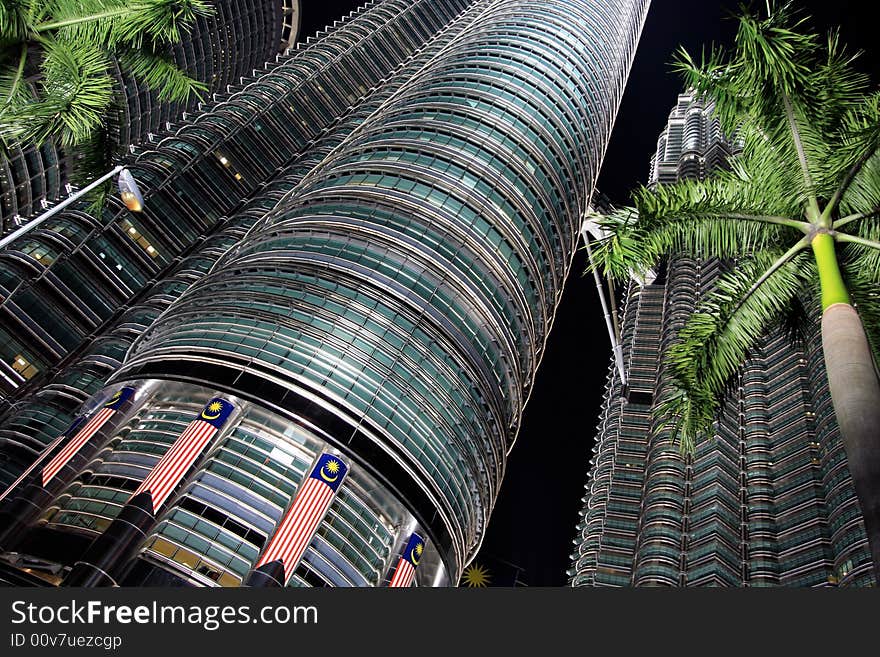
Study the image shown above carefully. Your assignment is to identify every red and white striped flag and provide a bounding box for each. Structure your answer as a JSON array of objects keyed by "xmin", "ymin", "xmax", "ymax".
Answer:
[
  {"xmin": 388, "ymin": 532, "xmax": 426, "ymax": 587},
  {"xmin": 0, "ymin": 433, "xmax": 67, "ymax": 503},
  {"xmin": 255, "ymin": 453, "xmax": 348, "ymax": 584},
  {"xmin": 131, "ymin": 398, "xmax": 234, "ymax": 514},
  {"xmin": 41, "ymin": 388, "xmax": 134, "ymax": 486}
]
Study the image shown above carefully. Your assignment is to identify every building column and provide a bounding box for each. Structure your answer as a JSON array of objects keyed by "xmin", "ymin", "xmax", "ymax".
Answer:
[
  {"xmin": 62, "ymin": 397, "xmax": 237, "ymax": 586},
  {"xmin": 0, "ymin": 387, "xmax": 137, "ymax": 552},
  {"xmin": 246, "ymin": 453, "xmax": 348, "ymax": 587}
]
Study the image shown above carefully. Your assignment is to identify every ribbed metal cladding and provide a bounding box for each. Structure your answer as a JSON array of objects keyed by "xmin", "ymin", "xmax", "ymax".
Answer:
[
  {"xmin": 108, "ymin": 0, "xmax": 286, "ymax": 150},
  {"xmin": 0, "ymin": 0, "xmax": 292, "ymax": 235},
  {"xmin": 0, "ymin": 143, "xmax": 71, "ymax": 235},
  {"xmin": 0, "ymin": 0, "xmax": 465, "ymax": 405},
  {"xmin": 0, "ymin": 101, "xmax": 379, "ymax": 490},
  {"xmin": 7, "ymin": 9, "xmax": 492, "ymax": 588},
  {"xmin": 0, "ymin": 0, "xmax": 479, "ymax": 509},
  {"xmin": 112, "ymin": 0, "xmax": 651, "ymax": 576}
]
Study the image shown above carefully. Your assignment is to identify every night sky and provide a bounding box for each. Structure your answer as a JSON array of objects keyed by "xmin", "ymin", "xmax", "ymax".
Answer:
[{"xmin": 297, "ymin": 1, "xmax": 879, "ymax": 586}]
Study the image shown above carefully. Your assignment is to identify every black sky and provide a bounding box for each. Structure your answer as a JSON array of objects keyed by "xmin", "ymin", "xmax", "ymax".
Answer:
[{"xmin": 296, "ymin": 1, "xmax": 879, "ymax": 586}]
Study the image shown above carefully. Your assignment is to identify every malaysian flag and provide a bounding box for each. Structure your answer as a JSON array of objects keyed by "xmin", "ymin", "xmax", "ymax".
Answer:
[
  {"xmin": 254, "ymin": 452, "xmax": 348, "ymax": 584},
  {"xmin": 388, "ymin": 532, "xmax": 426, "ymax": 587},
  {"xmin": 0, "ymin": 416, "xmax": 85, "ymax": 504},
  {"xmin": 132, "ymin": 397, "xmax": 234, "ymax": 514},
  {"xmin": 42, "ymin": 387, "xmax": 135, "ymax": 486}
]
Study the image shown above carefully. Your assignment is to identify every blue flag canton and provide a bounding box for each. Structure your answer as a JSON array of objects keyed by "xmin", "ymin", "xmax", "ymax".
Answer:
[
  {"xmin": 198, "ymin": 398, "xmax": 235, "ymax": 429},
  {"xmin": 63, "ymin": 415, "xmax": 87, "ymax": 437},
  {"xmin": 402, "ymin": 532, "xmax": 426, "ymax": 568},
  {"xmin": 104, "ymin": 387, "xmax": 135, "ymax": 410},
  {"xmin": 309, "ymin": 453, "xmax": 348, "ymax": 492}
]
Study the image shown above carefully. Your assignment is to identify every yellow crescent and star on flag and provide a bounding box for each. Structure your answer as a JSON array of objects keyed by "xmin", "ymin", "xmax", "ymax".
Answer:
[
  {"xmin": 320, "ymin": 458, "xmax": 341, "ymax": 483},
  {"xmin": 311, "ymin": 453, "xmax": 348, "ymax": 492},
  {"xmin": 411, "ymin": 540, "xmax": 424, "ymax": 565},
  {"xmin": 403, "ymin": 532, "xmax": 426, "ymax": 567},
  {"xmin": 103, "ymin": 386, "xmax": 134, "ymax": 410},
  {"xmin": 198, "ymin": 398, "xmax": 234, "ymax": 427}
]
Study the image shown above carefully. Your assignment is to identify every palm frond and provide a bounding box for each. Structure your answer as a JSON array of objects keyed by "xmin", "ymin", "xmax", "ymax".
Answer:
[
  {"xmin": 590, "ymin": 168, "xmax": 808, "ymax": 281},
  {"xmin": 69, "ymin": 127, "xmax": 115, "ymax": 189},
  {"xmin": 806, "ymin": 28, "xmax": 870, "ymax": 137},
  {"xmin": 0, "ymin": 1, "xmax": 30, "ymax": 43},
  {"xmin": 36, "ymin": 38, "xmax": 115, "ymax": 147},
  {"xmin": 3, "ymin": 33, "xmax": 118, "ymax": 150},
  {"xmin": 823, "ymin": 96, "xmax": 880, "ymax": 216},
  {"xmin": 113, "ymin": 0, "xmax": 212, "ymax": 47},
  {"xmin": 673, "ymin": 2, "xmax": 817, "ymax": 136},
  {"xmin": 838, "ymin": 135, "xmax": 880, "ymax": 219},
  {"xmin": 0, "ymin": 44, "xmax": 32, "ymax": 152},
  {"xmin": 45, "ymin": 0, "xmax": 126, "ymax": 44},
  {"xmin": 83, "ymin": 181, "xmax": 111, "ymax": 217},
  {"xmin": 654, "ymin": 384, "xmax": 718, "ymax": 455},
  {"xmin": 687, "ymin": 125, "xmax": 808, "ymax": 216},
  {"xmin": 0, "ymin": 43, "xmax": 28, "ymax": 105},
  {"xmin": 775, "ymin": 290, "xmax": 817, "ymax": 348},
  {"xmin": 840, "ymin": 219, "xmax": 880, "ymax": 281},
  {"xmin": 1, "ymin": 0, "xmax": 213, "ymax": 151},
  {"xmin": 673, "ymin": 2, "xmax": 874, "ymax": 210},
  {"xmin": 589, "ymin": 208, "xmax": 651, "ymax": 280},
  {"xmin": 656, "ymin": 250, "xmax": 814, "ymax": 453},
  {"xmin": 606, "ymin": 2, "xmax": 880, "ymax": 463},
  {"xmin": 117, "ymin": 48, "xmax": 207, "ymax": 103}
]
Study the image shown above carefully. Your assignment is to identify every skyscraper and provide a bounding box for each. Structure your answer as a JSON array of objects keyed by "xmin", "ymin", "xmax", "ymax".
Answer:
[
  {"xmin": 0, "ymin": 0, "xmax": 299, "ymax": 235},
  {"xmin": 0, "ymin": 0, "xmax": 649, "ymax": 587},
  {"xmin": 569, "ymin": 92, "xmax": 874, "ymax": 587}
]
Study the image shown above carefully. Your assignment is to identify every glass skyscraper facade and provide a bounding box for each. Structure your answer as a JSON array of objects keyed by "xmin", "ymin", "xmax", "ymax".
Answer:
[
  {"xmin": 569, "ymin": 92, "xmax": 874, "ymax": 587},
  {"xmin": 0, "ymin": 0, "xmax": 649, "ymax": 587}
]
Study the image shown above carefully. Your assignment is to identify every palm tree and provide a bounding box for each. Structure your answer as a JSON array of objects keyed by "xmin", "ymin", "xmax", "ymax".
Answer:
[
  {"xmin": 594, "ymin": 1, "xmax": 880, "ymax": 583},
  {"xmin": 0, "ymin": 0, "xmax": 211, "ymax": 151}
]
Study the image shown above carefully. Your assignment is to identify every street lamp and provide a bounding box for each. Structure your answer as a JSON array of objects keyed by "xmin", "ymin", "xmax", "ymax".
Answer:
[
  {"xmin": 580, "ymin": 213, "xmax": 659, "ymax": 389},
  {"xmin": 117, "ymin": 168, "xmax": 144, "ymax": 213},
  {"xmin": 0, "ymin": 165, "xmax": 145, "ymax": 250},
  {"xmin": 580, "ymin": 217, "xmax": 628, "ymax": 386}
]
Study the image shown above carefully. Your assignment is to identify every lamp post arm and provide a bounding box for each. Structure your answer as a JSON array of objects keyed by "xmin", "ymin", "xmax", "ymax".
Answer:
[
  {"xmin": 0, "ymin": 165, "xmax": 125, "ymax": 250},
  {"xmin": 581, "ymin": 222, "xmax": 627, "ymax": 386}
]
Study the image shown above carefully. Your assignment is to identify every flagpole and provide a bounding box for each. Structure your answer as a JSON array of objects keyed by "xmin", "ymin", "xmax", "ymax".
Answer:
[
  {"xmin": 0, "ymin": 387, "xmax": 140, "ymax": 554},
  {"xmin": 62, "ymin": 397, "xmax": 237, "ymax": 586},
  {"xmin": 246, "ymin": 452, "xmax": 349, "ymax": 587}
]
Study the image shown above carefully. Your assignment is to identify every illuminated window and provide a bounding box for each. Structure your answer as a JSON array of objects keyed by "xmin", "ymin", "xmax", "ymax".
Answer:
[
  {"xmin": 11, "ymin": 354, "xmax": 39, "ymax": 379},
  {"xmin": 119, "ymin": 218, "xmax": 160, "ymax": 258},
  {"xmin": 218, "ymin": 571, "xmax": 241, "ymax": 587},
  {"xmin": 214, "ymin": 151, "xmax": 242, "ymax": 181},
  {"xmin": 31, "ymin": 249, "xmax": 54, "ymax": 265},
  {"xmin": 20, "ymin": 241, "xmax": 55, "ymax": 265}
]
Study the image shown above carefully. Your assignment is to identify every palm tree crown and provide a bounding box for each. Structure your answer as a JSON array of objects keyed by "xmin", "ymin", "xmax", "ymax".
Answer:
[
  {"xmin": 0, "ymin": 0, "xmax": 211, "ymax": 150},
  {"xmin": 592, "ymin": 1, "xmax": 880, "ymax": 581},
  {"xmin": 595, "ymin": 1, "xmax": 880, "ymax": 450}
]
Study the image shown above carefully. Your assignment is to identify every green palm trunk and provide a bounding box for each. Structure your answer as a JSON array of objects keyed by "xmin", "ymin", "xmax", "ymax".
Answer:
[
  {"xmin": 813, "ymin": 233, "xmax": 880, "ymax": 584},
  {"xmin": 812, "ymin": 233, "xmax": 850, "ymax": 308}
]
